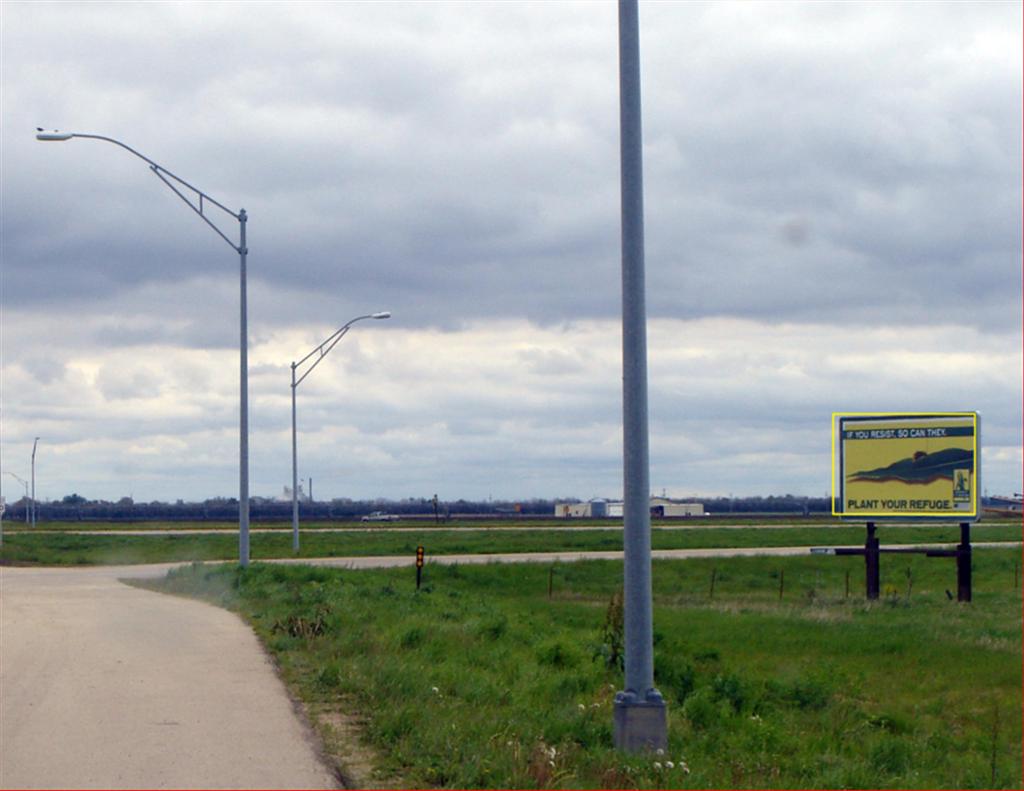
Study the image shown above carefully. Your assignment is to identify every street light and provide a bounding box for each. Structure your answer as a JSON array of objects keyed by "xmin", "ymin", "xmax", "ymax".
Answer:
[
  {"xmin": 5, "ymin": 472, "xmax": 30, "ymax": 523},
  {"xmin": 290, "ymin": 312, "xmax": 391, "ymax": 552},
  {"xmin": 31, "ymin": 437, "xmax": 40, "ymax": 528},
  {"xmin": 37, "ymin": 131, "xmax": 252, "ymax": 566}
]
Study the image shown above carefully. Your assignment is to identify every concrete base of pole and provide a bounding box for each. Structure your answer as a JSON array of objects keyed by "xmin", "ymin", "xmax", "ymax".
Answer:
[{"xmin": 613, "ymin": 693, "xmax": 667, "ymax": 753}]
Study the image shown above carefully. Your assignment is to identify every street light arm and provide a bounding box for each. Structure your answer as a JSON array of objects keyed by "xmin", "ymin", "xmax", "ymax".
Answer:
[
  {"xmin": 292, "ymin": 313, "xmax": 389, "ymax": 389},
  {"xmin": 293, "ymin": 324, "xmax": 353, "ymax": 388},
  {"xmin": 149, "ymin": 167, "xmax": 244, "ymax": 252},
  {"xmin": 38, "ymin": 132, "xmax": 244, "ymax": 253},
  {"xmin": 5, "ymin": 471, "xmax": 28, "ymax": 487}
]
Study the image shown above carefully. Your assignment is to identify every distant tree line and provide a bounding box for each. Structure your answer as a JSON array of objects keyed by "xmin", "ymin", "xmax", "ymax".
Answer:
[
  {"xmin": 703, "ymin": 495, "xmax": 832, "ymax": 515},
  {"xmin": 0, "ymin": 493, "xmax": 834, "ymax": 522}
]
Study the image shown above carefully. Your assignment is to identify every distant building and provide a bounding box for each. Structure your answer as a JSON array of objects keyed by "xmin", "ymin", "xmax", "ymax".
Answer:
[
  {"xmin": 556, "ymin": 498, "xmax": 705, "ymax": 518},
  {"xmin": 554, "ymin": 500, "xmax": 607, "ymax": 518},
  {"xmin": 606, "ymin": 497, "xmax": 705, "ymax": 518},
  {"xmin": 649, "ymin": 497, "xmax": 705, "ymax": 517}
]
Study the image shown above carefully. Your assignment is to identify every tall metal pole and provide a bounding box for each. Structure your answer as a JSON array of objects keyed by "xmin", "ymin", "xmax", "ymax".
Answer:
[
  {"xmin": 30, "ymin": 437, "xmax": 40, "ymax": 528},
  {"xmin": 238, "ymin": 211, "xmax": 250, "ymax": 566},
  {"xmin": 613, "ymin": 0, "xmax": 667, "ymax": 753},
  {"xmin": 291, "ymin": 362, "xmax": 300, "ymax": 553}
]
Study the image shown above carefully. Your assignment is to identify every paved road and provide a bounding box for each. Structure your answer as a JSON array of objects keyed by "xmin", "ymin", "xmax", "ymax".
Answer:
[
  {"xmin": 0, "ymin": 564, "xmax": 337, "ymax": 790},
  {"xmin": 269, "ymin": 541, "xmax": 1020, "ymax": 569}
]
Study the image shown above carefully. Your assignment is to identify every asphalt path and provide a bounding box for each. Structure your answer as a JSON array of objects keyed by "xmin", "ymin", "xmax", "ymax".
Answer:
[
  {"xmin": 2, "ymin": 541, "xmax": 1018, "ymax": 789},
  {"xmin": 0, "ymin": 564, "xmax": 337, "ymax": 790}
]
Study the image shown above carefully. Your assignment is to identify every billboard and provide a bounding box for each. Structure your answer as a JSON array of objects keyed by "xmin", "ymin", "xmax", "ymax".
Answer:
[{"xmin": 833, "ymin": 412, "xmax": 979, "ymax": 520}]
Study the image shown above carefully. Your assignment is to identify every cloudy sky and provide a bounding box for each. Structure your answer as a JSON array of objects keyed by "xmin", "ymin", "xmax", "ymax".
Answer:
[{"xmin": 1, "ymin": 1, "xmax": 1020, "ymax": 505}]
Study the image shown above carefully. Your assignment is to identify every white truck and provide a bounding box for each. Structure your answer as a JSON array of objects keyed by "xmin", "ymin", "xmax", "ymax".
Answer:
[{"xmin": 361, "ymin": 511, "xmax": 400, "ymax": 522}]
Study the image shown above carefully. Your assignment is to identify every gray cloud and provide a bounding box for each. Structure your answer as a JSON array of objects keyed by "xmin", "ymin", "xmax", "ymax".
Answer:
[
  {"xmin": 6, "ymin": 2, "xmax": 1017, "ymax": 330},
  {"xmin": 1, "ymin": 2, "xmax": 1019, "ymax": 502}
]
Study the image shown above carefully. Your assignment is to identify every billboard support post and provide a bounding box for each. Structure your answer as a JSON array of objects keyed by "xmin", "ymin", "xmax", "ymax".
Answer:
[
  {"xmin": 865, "ymin": 522, "xmax": 880, "ymax": 600},
  {"xmin": 957, "ymin": 522, "xmax": 972, "ymax": 603},
  {"xmin": 820, "ymin": 524, "xmax": 973, "ymax": 601}
]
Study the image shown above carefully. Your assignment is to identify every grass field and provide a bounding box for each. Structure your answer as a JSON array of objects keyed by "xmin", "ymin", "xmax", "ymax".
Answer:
[
  {"xmin": 10, "ymin": 516, "xmax": 852, "ymax": 532},
  {"xmin": 143, "ymin": 549, "xmax": 1023, "ymax": 789},
  {"xmin": 1, "ymin": 520, "xmax": 1019, "ymax": 566}
]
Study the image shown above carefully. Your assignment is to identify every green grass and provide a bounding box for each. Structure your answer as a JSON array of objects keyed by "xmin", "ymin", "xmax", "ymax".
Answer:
[
  {"xmin": 1, "ymin": 521, "xmax": 1019, "ymax": 566},
  {"xmin": 141, "ymin": 549, "xmax": 1023, "ymax": 789},
  {"xmin": 16, "ymin": 516, "xmax": 853, "ymax": 532}
]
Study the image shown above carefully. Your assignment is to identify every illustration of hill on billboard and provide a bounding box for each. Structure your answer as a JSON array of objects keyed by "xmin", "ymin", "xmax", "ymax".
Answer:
[{"xmin": 833, "ymin": 412, "xmax": 980, "ymax": 520}]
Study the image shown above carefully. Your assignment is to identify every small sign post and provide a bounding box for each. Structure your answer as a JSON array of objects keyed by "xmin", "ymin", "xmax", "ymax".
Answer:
[{"xmin": 415, "ymin": 545, "xmax": 424, "ymax": 590}]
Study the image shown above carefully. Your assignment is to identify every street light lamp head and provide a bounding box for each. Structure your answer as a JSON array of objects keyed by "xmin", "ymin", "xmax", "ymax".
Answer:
[
  {"xmin": 36, "ymin": 132, "xmax": 73, "ymax": 141},
  {"xmin": 371, "ymin": 311, "xmax": 392, "ymax": 320}
]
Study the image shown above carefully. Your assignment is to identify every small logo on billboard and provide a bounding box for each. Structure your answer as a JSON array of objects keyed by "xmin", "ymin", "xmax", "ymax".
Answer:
[{"xmin": 952, "ymin": 469, "xmax": 971, "ymax": 503}]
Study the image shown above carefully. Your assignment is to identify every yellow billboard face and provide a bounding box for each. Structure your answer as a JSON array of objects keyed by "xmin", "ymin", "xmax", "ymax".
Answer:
[{"xmin": 833, "ymin": 413, "xmax": 979, "ymax": 519}]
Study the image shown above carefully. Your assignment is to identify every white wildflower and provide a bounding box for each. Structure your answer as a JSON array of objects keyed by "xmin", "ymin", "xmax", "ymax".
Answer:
[
  {"xmin": 656, "ymin": 748, "xmax": 665, "ymax": 756},
  {"xmin": 666, "ymin": 761, "xmax": 675, "ymax": 769},
  {"xmin": 653, "ymin": 761, "xmax": 663, "ymax": 771},
  {"xmin": 578, "ymin": 703, "xmax": 586, "ymax": 711},
  {"xmin": 431, "ymin": 686, "xmax": 440, "ymax": 694}
]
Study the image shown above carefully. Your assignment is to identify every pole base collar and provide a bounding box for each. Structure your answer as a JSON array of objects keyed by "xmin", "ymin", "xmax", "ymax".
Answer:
[{"xmin": 613, "ymin": 695, "xmax": 667, "ymax": 753}]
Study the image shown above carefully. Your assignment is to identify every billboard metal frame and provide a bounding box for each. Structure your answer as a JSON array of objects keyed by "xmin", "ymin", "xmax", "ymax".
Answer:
[{"xmin": 832, "ymin": 412, "xmax": 981, "ymax": 522}]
